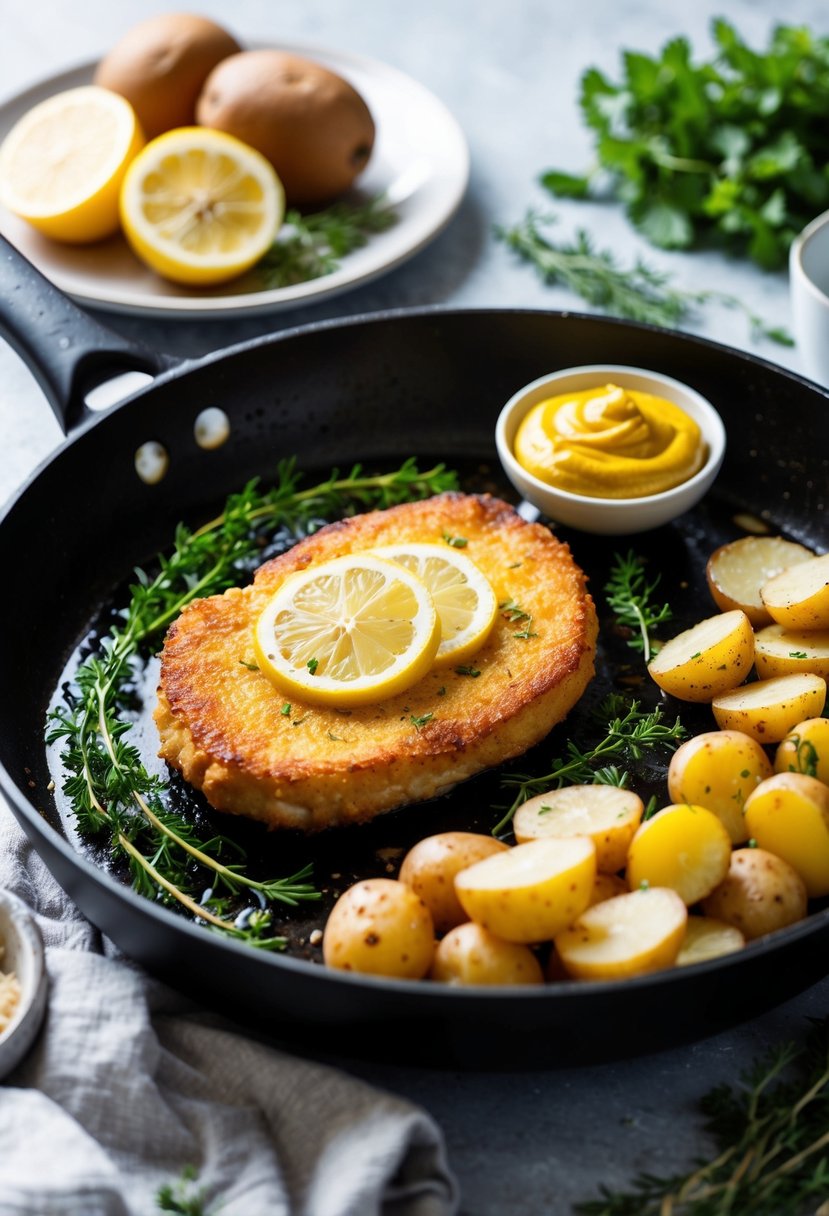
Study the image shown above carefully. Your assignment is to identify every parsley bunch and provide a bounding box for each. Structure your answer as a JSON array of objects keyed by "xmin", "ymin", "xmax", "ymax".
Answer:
[{"xmin": 544, "ymin": 20, "xmax": 829, "ymax": 269}]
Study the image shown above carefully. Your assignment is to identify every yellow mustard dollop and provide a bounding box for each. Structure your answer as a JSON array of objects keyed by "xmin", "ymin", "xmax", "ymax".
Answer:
[{"xmin": 513, "ymin": 383, "xmax": 707, "ymax": 499}]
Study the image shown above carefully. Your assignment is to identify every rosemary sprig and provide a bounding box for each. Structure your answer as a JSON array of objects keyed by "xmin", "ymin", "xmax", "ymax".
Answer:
[
  {"xmin": 258, "ymin": 194, "xmax": 397, "ymax": 288},
  {"xmin": 48, "ymin": 459, "xmax": 457, "ymax": 946},
  {"xmin": 575, "ymin": 1017, "xmax": 829, "ymax": 1215},
  {"xmin": 492, "ymin": 697, "xmax": 685, "ymax": 836},
  {"xmin": 604, "ymin": 550, "xmax": 673, "ymax": 664},
  {"xmin": 495, "ymin": 211, "xmax": 792, "ymax": 346}
]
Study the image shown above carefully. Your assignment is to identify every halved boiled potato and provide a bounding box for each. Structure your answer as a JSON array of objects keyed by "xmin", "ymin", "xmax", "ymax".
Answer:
[
  {"xmin": 647, "ymin": 610, "xmax": 754, "ymax": 702},
  {"xmin": 667, "ymin": 730, "xmax": 772, "ymax": 844},
  {"xmin": 588, "ymin": 873, "xmax": 629, "ymax": 906},
  {"xmin": 706, "ymin": 536, "xmax": 814, "ymax": 626},
  {"xmin": 761, "ymin": 552, "xmax": 829, "ymax": 630},
  {"xmin": 554, "ymin": 887, "xmax": 687, "ymax": 981},
  {"xmin": 431, "ymin": 922, "xmax": 544, "ymax": 986},
  {"xmin": 701, "ymin": 846, "xmax": 808, "ymax": 938},
  {"xmin": 676, "ymin": 916, "xmax": 745, "ymax": 966},
  {"xmin": 626, "ymin": 804, "xmax": 732, "ymax": 905},
  {"xmin": 454, "ymin": 837, "xmax": 596, "ymax": 943},
  {"xmin": 513, "ymin": 784, "xmax": 643, "ymax": 873},
  {"xmin": 743, "ymin": 772, "xmax": 829, "ymax": 897},
  {"xmin": 712, "ymin": 673, "xmax": 827, "ymax": 743},
  {"xmin": 775, "ymin": 718, "xmax": 829, "ymax": 785},
  {"xmin": 753, "ymin": 625, "xmax": 829, "ymax": 680}
]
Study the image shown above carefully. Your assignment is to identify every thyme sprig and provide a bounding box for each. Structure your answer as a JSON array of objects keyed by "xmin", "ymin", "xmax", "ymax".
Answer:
[
  {"xmin": 492, "ymin": 697, "xmax": 685, "ymax": 837},
  {"xmin": 576, "ymin": 1017, "xmax": 829, "ymax": 1215},
  {"xmin": 495, "ymin": 211, "xmax": 792, "ymax": 345},
  {"xmin": 48, "ymin": 459, "xmax": 457, "ymax": 946},
  {"xmin": 258, "ymin": 194, "xmax": 397, "ymax": 288},
  {"xmin": 604, "ymin": 550, "xmax": 673, "ymax": 664}
]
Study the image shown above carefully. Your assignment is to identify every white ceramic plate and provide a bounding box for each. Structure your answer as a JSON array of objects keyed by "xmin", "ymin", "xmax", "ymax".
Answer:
[{"xmin": 0, "ymin": 45, "xmax": 469, "ymax": 318}]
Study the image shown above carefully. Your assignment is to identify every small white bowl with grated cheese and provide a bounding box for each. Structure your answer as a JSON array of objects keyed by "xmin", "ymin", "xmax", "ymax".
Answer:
[{"xmin": 0, "ymin": 890, "xmax": 47, "ymax": 1079}]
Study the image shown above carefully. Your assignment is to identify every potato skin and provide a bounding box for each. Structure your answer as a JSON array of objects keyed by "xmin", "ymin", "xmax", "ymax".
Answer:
[
  {"xmin": 398, "ymin": 832, "xmax": 509, "ymax": 936},
  {"xmin": 431, "ymin": 923, "xmax": 543, "ymax": 986},
  {"xmin": 712, "ymin": 674, "xmax": 827, "ymax": 744},
  {"xmin": 776, "ymin": 718, "xmax": 829, "ymax": 785},
  {"xmin": 95, "ymin": 13, "xmax": 241, "ymax": 139},
  {"xmin": 626, "ymin": 804, "xmax": 732, "ymax": 905},
  {"xmin": 196, "ymin": 49, "xmax": 375, "ymax": 206},
  {"xmin": 743, "ymin": 772, "xmax": 829, "ymax": 897},
  {"xmin": 702, "ymin": 848, "xmax": 807, "ymax": 940},
  {"xmin": 322, "ymin": 878, "xmax": 435, "ymax": 978},
  {"xmin": 667, "ymin": 730, "xmax": 772, "ymax": 844}
]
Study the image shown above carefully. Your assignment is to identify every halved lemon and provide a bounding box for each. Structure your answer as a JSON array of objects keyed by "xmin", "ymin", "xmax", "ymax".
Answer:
[
  {"xmin": 254, "ymin": 555, "xmax": 441, "ymax": 707},
  {"xmin": 119, "ymin": 127, "xmax": 284, "ymax": 285},
  {"xmin": 0, "ymin": 85, "xmax": 144, "ymax": 243},
  {"xmin": 371, "ymin": 543, "xmax": 498, "ymax": 666}
]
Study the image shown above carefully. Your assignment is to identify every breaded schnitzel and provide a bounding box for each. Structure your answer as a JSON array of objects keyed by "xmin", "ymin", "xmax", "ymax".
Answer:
[{"xmin": 154, "ymin": 493, "xmax": 597, "ymax": 831}]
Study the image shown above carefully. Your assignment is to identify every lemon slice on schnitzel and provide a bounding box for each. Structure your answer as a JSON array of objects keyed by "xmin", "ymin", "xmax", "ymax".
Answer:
[
  {"xmin": 371, "ymin": 543, "xmax": 498, "ymax": 666},
  {"xmin": 254, "ymin": 554, "xmax": 440, "ymax": 707}
]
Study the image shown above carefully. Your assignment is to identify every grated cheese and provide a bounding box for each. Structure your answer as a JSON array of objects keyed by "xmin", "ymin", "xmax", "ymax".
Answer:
[{"xmin": 0, "ymin": 939, "xmax": 22, "ymax": 1034}]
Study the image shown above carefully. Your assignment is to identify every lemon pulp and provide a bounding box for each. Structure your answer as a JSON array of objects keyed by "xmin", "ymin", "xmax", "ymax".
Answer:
[
  {"xmin": 0, "ymin": 85, "xmax": 143, "ymax": 242},
  {"xmin": 119, "ymin": 126, "xmax": 284, "ymax": 285},
  {"xmin": 254, "ymin": 555, "xmax": 441, "ymax": 707}
]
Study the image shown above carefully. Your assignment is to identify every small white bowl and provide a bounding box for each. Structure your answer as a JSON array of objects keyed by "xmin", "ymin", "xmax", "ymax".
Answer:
[
  {"xmin": 0, "ymin": 890, "xmax": 47, "ymax": 1080},
  {"xmin": 495, "ymin": 364, "xmax": 726, "ymax": 534},
  {"xmin": 790, "ymin": 208, "xmax": 829, "ymax": 388}
]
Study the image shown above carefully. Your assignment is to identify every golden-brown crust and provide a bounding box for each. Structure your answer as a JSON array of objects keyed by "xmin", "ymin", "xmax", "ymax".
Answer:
[{"xmin": 155, "ymin": 493, "xmax": 597, "ymax": 831}]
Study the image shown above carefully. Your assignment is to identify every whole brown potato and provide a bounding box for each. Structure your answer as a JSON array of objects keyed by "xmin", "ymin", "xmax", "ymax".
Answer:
[
  {"xmin": 398, "ymin": 832, "xmax": 509, "ymax": 936},
  {"xmin": 95, "ymin": 13, "xmax": 241, "ymax": 139},
  {"xmin": 701, "ymin": 847, "xmax": 808, "ymax": 940},
  {"xmin": 196, "ymin": 49, "xmax": 375, "ymax": 206}
]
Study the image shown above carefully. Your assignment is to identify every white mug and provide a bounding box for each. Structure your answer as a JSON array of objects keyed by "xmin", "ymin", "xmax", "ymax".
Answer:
[{"xmin": 790, "ymin": 208, "xmax": 829, "ymax": 388}]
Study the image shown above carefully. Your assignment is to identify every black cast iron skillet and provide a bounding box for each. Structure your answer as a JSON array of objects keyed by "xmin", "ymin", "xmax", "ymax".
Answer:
[{"xmin": 1, "ymin": 235, "xmax": 828, "ymax": 1070}]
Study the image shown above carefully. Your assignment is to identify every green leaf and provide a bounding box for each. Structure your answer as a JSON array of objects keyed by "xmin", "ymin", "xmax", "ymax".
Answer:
[
  {"xmin": 540, "ymin": 170, "xmax": 592, "ymax": 199},
  {"xmin": 631, "ymin": 201, "xmax": 694, "ymax": 248}
]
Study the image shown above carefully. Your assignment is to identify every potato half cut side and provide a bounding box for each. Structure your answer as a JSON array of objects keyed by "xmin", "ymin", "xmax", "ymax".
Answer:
[
  {"xmin": 701, "ymin": 847, "xmax": 808, "ymax": 939},
  {"xmin": 647, "ymin": 610, "xmax": 754, "ymax": 702},
  {"xmin": 513, "ymin": 785, "xmax": 643, "ymax": 873},
  {"xmin": 626, "ymin": 804, "xmax": 732, "ymax": 904},
  {"xmin": 706, "ymin": 536, "xmax": 814, "ymax": 626},
  {"xmin": 454, "ymin": 837, "xmax": 596, "ymax": 943},
  {"xmin": 667, "ymin": 730, "xmax": 772, "ymax": 844},
  {"xmin": 743, "ymin": 772, "xmax": 829, "ymax": 898},
  {"xmin": 761, "ymin": 552, "xmax": 829, "ymax": 630},
  {"xmin": 676, "ymin": 917, "xmax": 745, "ymax": 967},
  {"xmin": 775, "ymin": 717, "xmax": 829, "ymax": 784},
  {"xmin": 555, "ymin": 888, "xmax": 687, "ymax": 981},
  {"xmin": 754, "ymin": 624, "xmax": 829, "ymax": 680},
  {"xmin": 712, "ymin": 673, "xmax": 827, "ymax": 744}
]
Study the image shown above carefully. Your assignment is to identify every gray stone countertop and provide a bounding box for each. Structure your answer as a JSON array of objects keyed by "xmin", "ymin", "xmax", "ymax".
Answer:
[{"xmin": 2, "ymin": 1, "xmax": 829, "ymax": 1212}]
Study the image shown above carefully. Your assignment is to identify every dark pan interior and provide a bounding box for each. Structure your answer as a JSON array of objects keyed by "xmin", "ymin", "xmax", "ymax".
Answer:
[{"xmin": 2, "ymin": 307, "xmax": 828, "ymax": 1068}]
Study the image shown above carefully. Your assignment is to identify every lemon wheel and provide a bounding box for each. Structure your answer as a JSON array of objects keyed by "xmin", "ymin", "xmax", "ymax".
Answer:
[
  {"xmin": 119, "ymin": 127, "xmax": 284, "ymax": 285},
  {"xmin": 254, "ymin": 555, "xmax": 441, "ymax": 707},
  {"xmin": 0, "ymin": 85, "xmax": 143, "ymax": 243},
  {"xmin": 370, "ymin": 543, "xmax": 498, "ymax": 666}
]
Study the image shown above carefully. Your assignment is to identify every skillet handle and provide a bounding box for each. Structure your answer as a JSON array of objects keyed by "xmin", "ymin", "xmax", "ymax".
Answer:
[{"xmin": 0, "ymin": 235, "xmax": 177, "ymax": 434}]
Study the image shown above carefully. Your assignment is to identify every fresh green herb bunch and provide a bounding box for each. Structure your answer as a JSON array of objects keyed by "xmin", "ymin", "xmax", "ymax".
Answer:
[
  {"xmin": 576, "ymin": 1017, "xmax": 829, "ymax": 1215},
  {"xmin": 495, "ymin": 212, "xmax": 791, "ymax": 344},
  {"xmin": 604, "ymin": 551, "xmax": 673, "ymax": 664},
  {"xmin": 258, "ymin": 194, "xmax": 396, "ymax": 287},
  {"xmin": 47, "ymin": 458, "xmax": 457, "ymax": 947},
  {"xmin": 492, "ymin": 696, "xmax": 686, "ymax": 836},
  {"xmin": 543, "ymin": 20, "xmax": 829, "ymax": 269}
]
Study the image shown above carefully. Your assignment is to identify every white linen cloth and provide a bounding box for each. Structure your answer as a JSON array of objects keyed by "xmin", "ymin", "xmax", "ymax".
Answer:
[{"xmin": 0, "ymin": 801, "xmax": 459, "ymax": 1216}]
